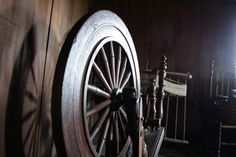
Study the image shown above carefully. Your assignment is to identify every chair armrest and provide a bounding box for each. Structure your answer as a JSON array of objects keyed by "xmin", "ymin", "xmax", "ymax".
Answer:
[
  {"xmin": 214, "ymin": 95, "xmax": 229, "ymax": 100},
  {"xmin": 211, "ymin": 95, "xmax": 229, "ymax": 106},
  {"xmin": 231, "ymin": 89, "xmax": 236, "ymax": 98}
]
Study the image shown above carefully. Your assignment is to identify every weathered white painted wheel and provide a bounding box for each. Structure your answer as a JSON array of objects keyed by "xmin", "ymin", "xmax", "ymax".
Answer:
[{"xmin": 62, "ymin": 10, "xmax": 140, "ymax": 157}]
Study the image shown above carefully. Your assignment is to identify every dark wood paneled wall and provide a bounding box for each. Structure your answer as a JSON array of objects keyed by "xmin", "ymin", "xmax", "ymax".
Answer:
[{"xmin": 1, "ymin": 0, "xmax": 236, "ymax": 156}]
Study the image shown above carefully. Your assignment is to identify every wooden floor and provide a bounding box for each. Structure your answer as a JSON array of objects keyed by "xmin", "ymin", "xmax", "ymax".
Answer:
[
  {"xmin": 159, "ymin": 148, "xmax": 207, "ymax": 157},
  {"xmin": 159, "ymin": 147, "xmax": 236, "ymax": 157}
]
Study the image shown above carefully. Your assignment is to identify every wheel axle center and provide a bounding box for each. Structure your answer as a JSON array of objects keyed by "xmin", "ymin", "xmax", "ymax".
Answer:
[{"xmin": 111, "ymin": 88, "xmax": 123, "ymax": 111}]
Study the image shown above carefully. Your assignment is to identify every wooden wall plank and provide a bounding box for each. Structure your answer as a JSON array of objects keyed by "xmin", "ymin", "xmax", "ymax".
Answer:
[{"xmin": 0, "ymin": 0, "xmax": 53, "ymax": 156}]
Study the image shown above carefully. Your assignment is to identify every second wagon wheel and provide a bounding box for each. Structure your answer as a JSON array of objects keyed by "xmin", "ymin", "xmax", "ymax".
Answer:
[{"xmin": 61, "ymin": 10, "xmax": 141, "ymax": 157}]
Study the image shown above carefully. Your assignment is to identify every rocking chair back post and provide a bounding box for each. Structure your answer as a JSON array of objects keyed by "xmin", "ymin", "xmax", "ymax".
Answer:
[
  {"xmin": 156, "ymin": 55, "xmax": 167, "ymax": 127},
  {"xmin": 148, "ymin": 79, "xmax": 157, "ymax": 124}
]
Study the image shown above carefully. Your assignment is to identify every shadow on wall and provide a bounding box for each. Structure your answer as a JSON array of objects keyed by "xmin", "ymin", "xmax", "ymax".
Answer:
[
  {"xmin": 4, "ymin": 25, "xmax": 56, "ymax": 157},
  {"xmin": 2, "ymin": 4, "xmax": 93, "ymax": 157},
  {"xmin": 5, "ymin": 26, "xmax": 36, "ymax": 157},
  {"xmin": 1, "ymin": 4, "xmax": 57, "ymax": 157}
]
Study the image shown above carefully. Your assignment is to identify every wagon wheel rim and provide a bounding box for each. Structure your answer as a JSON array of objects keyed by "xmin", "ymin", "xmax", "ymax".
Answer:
[{"xmin": 61, "ymin": 10, "xmax": 140, "ymax": 157}]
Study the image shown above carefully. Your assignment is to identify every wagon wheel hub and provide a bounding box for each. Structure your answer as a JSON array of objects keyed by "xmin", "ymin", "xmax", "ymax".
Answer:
[{"xmin": 111, "ymin": 88, "xmax": 123, "ymax": 111}]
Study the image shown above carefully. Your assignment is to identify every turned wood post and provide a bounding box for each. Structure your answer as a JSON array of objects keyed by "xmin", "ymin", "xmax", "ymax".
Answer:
[
  {"xmin": 149, "ymin": 79, "xmax": 157, "ymax": 121},
  {"xmin": 156, "ymin": 55, "xmax": 167, "ymax": 127}
]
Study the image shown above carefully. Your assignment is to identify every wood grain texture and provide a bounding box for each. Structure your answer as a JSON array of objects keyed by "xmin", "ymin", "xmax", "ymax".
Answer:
[{"xmin": 0, "ymin": 0, "xmax": 53, "ymax": 156}]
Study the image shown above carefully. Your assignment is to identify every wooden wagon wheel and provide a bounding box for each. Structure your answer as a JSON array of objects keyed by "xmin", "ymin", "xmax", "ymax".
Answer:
[{"xmin": 61, "ymin": 10, "xmax": 141, "ymax": 157}]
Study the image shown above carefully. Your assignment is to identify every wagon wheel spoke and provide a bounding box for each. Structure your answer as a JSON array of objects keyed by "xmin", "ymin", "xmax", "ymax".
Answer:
[
  {"xmin": 90, "ymin": 107, "xmax": 110, "ymax": 140},
  {"xmin": 118, "ymin": 57, "xmax": 127, "ymax": 87},
  {"xmin": 116, "ymin": 46, "xmax": 122, "ymax": 87},
  {"xmin": 119, "ymin": 107, "xmax": 128, "ymax": 123},
  {"xmin": 105, "ymin": 112, "xmax": 116, "ymax": 157},
  {"xmin": 87, "ymin": 100, "xmax": 111, "ymax": 116},
  {"xmin": 97, "ymin": 118, "xmax": 110, "ymax": 155},
  {"xmin": 87, "ymin": 84, "xmax": 110, "ymax": 98},
  {"xmin": 110, "ymin": 41, "xmax": 116, "ymax": 87},
  {"xmin": 117, "ymin": 111, "xmax": 127, "ymax": 144},
  {"xmin": 120, "ymin": 72, "xmax": 131, "ymax": 90},
  {"xmin": 109, "ymin": 112, "xmax": 115, "ymax": 142},
  {"xmin": 101, "ymin": 47, "xmax": 114, "ymax": 88},
  {"xmin": 115, "ymin": 112, "xmax": 120, "ymax": 154},
  {"xmin": 93, "ymin": 62, "xmax": 112, "ymax": 93}
]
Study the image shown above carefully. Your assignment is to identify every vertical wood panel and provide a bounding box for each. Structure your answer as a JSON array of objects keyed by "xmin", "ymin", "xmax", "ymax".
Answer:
[{"xmin": 0, "ymin": 0, "xmax": 53, "ymax": 156}]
